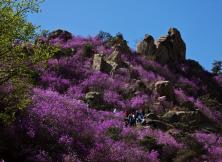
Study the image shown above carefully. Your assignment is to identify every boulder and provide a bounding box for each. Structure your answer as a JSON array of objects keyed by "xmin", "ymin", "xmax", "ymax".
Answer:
[
  {"xmin": 107, "ymin": 49, "xmax": 121, "ymax": 64},
  {"xmin": 106, "ymin": 50, "xmax": 121, "ymax": 74},
  {"xmin": 92, "ymin": 50, "xmax": 125, "ymax": 75},
  {"xmin": 48, "ymin": 29, "xmax": 73, "ymax": 41},
  {"xmin": 145, "ymin": 113, "xmax": 159, "ymax": 120},
  {"xmin": 136, "ymin": 34, "xmax": 156, "ymax": 56},
  {"xmin": 154, "ymin": 81, "xmax": 175, "ymax": 101},
  {"xmin": 85, "ymin": 91, "xmax": 102, "ymax": 108},
  {"xmin": 163, "ymin": 110, "xmax": 201, "ymax": 124},
  {"xmin": 92, "ymin": 54, "xmax": 112, "ymax": 73},
  {"xmin": 162, "ymin": 111, "xmax": 179, "ymax": 123}
]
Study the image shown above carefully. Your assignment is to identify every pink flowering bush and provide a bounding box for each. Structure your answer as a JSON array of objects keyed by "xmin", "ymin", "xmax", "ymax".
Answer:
[
  {"xmin": 193, "ymin": 131, "xmax": 222, "ymax": 161},
  {"xmin": 1, "ymin": 32, "xmax": 222, "ymax": 162}
]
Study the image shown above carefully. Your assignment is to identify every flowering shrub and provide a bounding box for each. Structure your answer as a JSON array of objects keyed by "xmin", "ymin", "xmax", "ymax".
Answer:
[
  {"xmin": 129, "ymin": 93, "xmax": 150, "ymax": 110},
  {"xmin": 177, "ymin": 76, "xmax": 199, "ymax": 95},
  {"xmin": 132, "ymin": 65, "xmax": 164, "ymax": 81},
  {"xmin": 174, "ymin": 88, "xmax": 195, "ymax": 103},
  {"xmin": 193, "ymin": 131, "xmax": 222, "ymax": 161},
  {"xmin": 1, "ymin": 33, "xmax": 222, "ymax": 162},
  {"xmin": 103, "ymin": 90, "xmax": 126, "ymax": 109},
  {"xmin": 15, "ymin": 88, "xmax": 164, "ymax": 161},
  {"xmin": 194, "ymin": 99, "xmax": 222, "ymax": 125}
]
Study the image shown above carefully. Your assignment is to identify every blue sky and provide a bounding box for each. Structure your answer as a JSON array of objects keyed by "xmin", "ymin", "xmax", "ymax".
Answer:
[{"xmin": 28, "ymin": 0, "xmax": 222, "ymax": 71}]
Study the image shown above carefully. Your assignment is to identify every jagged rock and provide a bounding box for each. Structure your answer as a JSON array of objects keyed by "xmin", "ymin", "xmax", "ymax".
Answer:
[
  {"xmin": 136, "ymin": 34, "xmax": 156, "ymax": 56},
  {"xmin": 106, "ymin": 50, "xmax": 121, "ymax": 74},
  {"xmin": 85, "ymin": 91, "xmax": 102, "ymax": 107},
  {"xmin": 154, "ymin": 81, "xmax": 175, "ymax": 101},
  {"xmin": 48, "ymin": 29, "xmax": 73, "ymax": 41},
  {"xmin": 107, "ymin": 50, "xmax": 121, "ymax": 64},
  {"xmin": 155, "ymin": 39, "xmax": 170, "ymax": 65},
  {"xmin": 92, "ymin": 50, "xmax": 125, "ymax": 75},
  {"xmin": 163, "ymin": 110, "xmax": 201, "ymax": 124},
  {"xmin": 145, "ymin": 113, "xmax": 159, "ymax": 120},
  {"xmin": 155, "ymin": 28, "xmax": 186, "ymax": 64},
  {"xmin": 162, "ymin": 111, "xmax": 179, "ymax": 123},
  {"xmin": 168, "ymin": 28, "xmax": 186, "ymax": 63},
  {"xmin": 126, "ymin": 79, "xmax": 153, "ymax": 96},
  {"xmin": 110, "ymin": 34, "xmax": 131, "ymax": 54},
  {"xmin": 137, "ymin": 28, "xmax": 186, "ymax": 65},
  {"xmin": 92, "ymin": 54, "xmax": 112, "ymax": 73}
]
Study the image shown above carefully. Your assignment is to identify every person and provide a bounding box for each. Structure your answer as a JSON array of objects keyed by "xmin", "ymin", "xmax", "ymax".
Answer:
[
  {"xmin": 113, "ymin": 108, "xmax": 117, "ymax": 113},
  {"xmin": 124, "ymin": 111, "xmax": 129, "ymax": 127},
  {"xmin": 135, "ymin": 110, "xmax": 146, "ymax": 125},
  {"xmin": 128, "ymin": 113, "xmax": 132, "ymax": 126},
  {"xmin": 129, "ymin": 113, "xmax": 136, "ymax": 126}
]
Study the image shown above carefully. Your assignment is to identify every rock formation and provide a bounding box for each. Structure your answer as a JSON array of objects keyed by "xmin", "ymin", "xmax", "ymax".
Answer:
[
  {"xmin": 154, "ymin": 80, "xmax": 175, "ymax": 101},
  {"xmin": 92, "ymin": 50, "xmax": 124, "ymax": 75},
  {"xmin": 109, "ymin": 33, "xmax": 131, "ymax": 54},
  {"xmin": 136, "ymin": 34, "xmax": 156, "ymax": 56},
  {"xmin": 92, "ymin": 54, "xmax": 112, "ymax": 73},
  {"xmin": 136, "ymin": 27, "xmax": 186, "ymax": 65},
  {"xmin": 48, "ymin": 29, "xmax": 73, "ymax": 41}
]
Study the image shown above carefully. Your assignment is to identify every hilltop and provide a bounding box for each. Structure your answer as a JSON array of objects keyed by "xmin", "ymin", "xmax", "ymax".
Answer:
[{"xmin": 1, "ymin": 28, "xmax": 222, "ymax": 162}]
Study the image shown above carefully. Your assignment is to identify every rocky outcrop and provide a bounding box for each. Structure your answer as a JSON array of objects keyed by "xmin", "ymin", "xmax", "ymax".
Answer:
[
  {"xmin": 85, "ymin": 91, "xmax": 102, "ymax": 108},
  {"xmin": 48, "ymin": 29, "xmax": 73, "ymax": 41},
  {"xmin": 136, "ymin": 28, "xmax": 186, "ymax": 65},
  {"xmin": 109, "ymin": 33, "xmax": 131, "ymax": 54},
  {"xmin": 154, "ymin": 80, "xmax": 175, "ymax": 101},
  {"xmin": 92, "ymin": 50, "xmax": 125, "ymax": 75},
  {"xmin": 136, "ymin": 34, "xmax": 156, "ymax": 56},
  {"xmin": 162, "ymin": 110, "xmax": 201, "ymax": 124},
  {"xmin": 106, "ymin": 50, "xmax": 121, "ymax": 73},
  {"xmin": 92, "ymin": 54, "xmax": 112, "ymax": 73}
]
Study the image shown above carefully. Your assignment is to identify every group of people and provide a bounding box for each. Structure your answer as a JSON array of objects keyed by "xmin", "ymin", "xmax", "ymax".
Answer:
[{"xmin": 124, "ymin": 110, "xmax": 145, "ymax": 127}]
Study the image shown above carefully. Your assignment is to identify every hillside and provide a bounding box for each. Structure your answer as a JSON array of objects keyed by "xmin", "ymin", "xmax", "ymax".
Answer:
[{"xmin": 1, "ymin": 28, "xmax": 222, "ymax": 162}]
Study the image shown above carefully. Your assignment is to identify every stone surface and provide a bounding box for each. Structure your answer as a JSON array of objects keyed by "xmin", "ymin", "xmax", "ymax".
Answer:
[
  {"xmin": 163, "ymin": 110, "xmax": 201, "ymax": 124},
  {"xmin": 137, "ymin": 28, "xmax": 186, "ymax": 65},
  {"xmin": 92, "ymin": 50, "xmax": 125, "ymax": 75},
  {"xmin": 155, "ymin": 28, "xmax": 186, "ymax": 64},
  {"xmin": 145, "ymin": 113, "xmax": 159, "ymax": 120},
  {"xmin": 85, "ymin": 91, "xmax": 102, "ymax": 108},
  {"xmin": 48, "ymin": 29, "xmax": 73, "ymax": 41},
  {"xmin": 106, "ymin": 50, "xmax": 121, "ymax": 74},
  {"xmin": 136, "ymin": 34, "xmax": 156, "ymax": 56},
  {"xmin": 168, "ymin": 28, "xmax": 186, "ymax": 63},
  {"xmin": 92, "ymin": 54, "xmax": 112, "ymax": 73},
  {"xmin": 154, "ymin": 80, "xmax": 175, "ymax": 101},
  {"xmin": 110, "ymin": 34, "xmax": 131, "ymax": 54}
]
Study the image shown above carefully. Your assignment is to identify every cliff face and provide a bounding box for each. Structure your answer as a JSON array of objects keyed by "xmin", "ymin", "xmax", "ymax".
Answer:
[{"xmin": 1, "ymin": 28, "xmax": 222, "ymax": 162}]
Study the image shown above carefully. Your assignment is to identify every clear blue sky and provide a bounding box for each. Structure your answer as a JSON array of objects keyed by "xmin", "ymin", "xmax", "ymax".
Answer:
[{"xmin": 28, "ymin": 0, "xmax": 222, "ymax": 71}]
